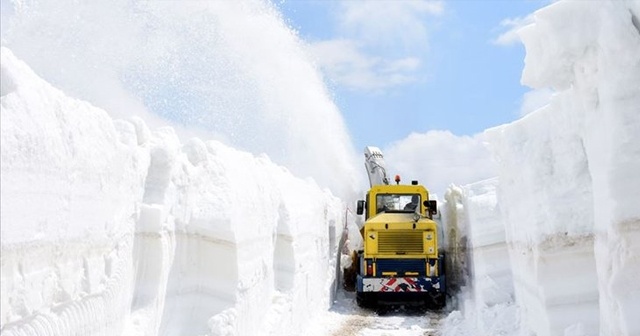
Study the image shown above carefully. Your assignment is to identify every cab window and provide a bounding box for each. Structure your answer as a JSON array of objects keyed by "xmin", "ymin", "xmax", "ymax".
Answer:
[{"xmin": 375, "ymin": 194, "xmax": 420, "ymax": 214}]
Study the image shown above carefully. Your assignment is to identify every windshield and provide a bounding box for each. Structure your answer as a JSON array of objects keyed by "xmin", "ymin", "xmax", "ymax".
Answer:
[{"xmin": 375, "ymin": 194, "xmax": 420, "ymax": 213}]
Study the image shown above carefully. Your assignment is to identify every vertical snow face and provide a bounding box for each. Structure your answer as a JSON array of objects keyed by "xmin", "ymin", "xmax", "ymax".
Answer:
[
  {"xmin": 461, "ymin": 180, "xmax": 514, "ymax": 311},
  {"xmin": 1, "ymin": 47, "xmax": 345, "ymax": 336},
  {"xmin": 486, "ymin": 1, "xmax": 640, "ymax": 335},
  {"xmin": 142, "ymin": 139, "xmax": 343, "ymax": 336},
  {"xmin": 1, "ymin": 47, "xmax": 148, "ymax": 335},
  {"xmin": 442, "ymin": 180, "xmax": 516, "ymax": 336},
  {"xmin": 488, "ymin": 99, "xmax": 599, "ymax": 336}
]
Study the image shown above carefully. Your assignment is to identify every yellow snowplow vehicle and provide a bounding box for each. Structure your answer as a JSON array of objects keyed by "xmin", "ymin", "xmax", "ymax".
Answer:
[{"xmin": 344, "ymin": 147, "xmax": 446, "ymax": 308}]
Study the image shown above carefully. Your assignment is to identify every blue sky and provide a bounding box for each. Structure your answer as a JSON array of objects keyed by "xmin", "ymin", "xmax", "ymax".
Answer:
[
  {"xmin": 275, "ymin": 0, "xmax": 550, "ymax": 150},
  {"xmin": 1, "ymin": 0, "xmax": 552, "ymax": 195}
]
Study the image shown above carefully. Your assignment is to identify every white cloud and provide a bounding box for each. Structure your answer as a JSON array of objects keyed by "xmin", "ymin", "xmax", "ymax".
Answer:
[
  {"xmin": 383, "ymin": 130, "xmax": 497, "ymax": 196},
  {"xmin": 306, "ymin": 0, "xmax": 442, "ymax": 93},
  {"xmin": 382, "ymin": 57, "xmax": 421, "ymax": 73},
  {"xmin": 492, "ymin": 14, "xmax": 535, "ymax": 46},
  {"xmin": 338, "ymin": 0, "xmax": 443, "ymax": 48},
  {"xmin": 307, "ymin": 39, "xmax": 421, "ymax": 92}
]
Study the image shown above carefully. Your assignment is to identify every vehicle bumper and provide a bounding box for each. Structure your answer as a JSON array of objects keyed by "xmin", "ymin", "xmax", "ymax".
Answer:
[{"xmin": 356, "ymin": 275, "xmax": 444, "ymax": 293}]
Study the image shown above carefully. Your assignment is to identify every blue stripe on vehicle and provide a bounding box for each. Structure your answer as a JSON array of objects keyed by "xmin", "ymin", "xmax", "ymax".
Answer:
[{"xmin": 375, "ymin": 259, "xmax": 426, "ymax": 276}]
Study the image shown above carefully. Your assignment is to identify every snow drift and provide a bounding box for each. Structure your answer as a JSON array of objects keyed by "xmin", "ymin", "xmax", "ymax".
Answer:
[
  {"xmin": 445, "ymin": 1, "xmax": 640, "ymax": 335},
  {"xmin": 0, "ymin": 47, "xmax": 345, "ymax": 336}
]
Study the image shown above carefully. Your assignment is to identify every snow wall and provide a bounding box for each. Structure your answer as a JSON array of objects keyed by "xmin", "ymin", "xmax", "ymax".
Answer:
[
  {"xmin": 444, "ymin": 1, "xmax": 640, "ymax": 335},
  {"xmin": 0, "ymin": 47, "xmax": 345, "ymax": 336}
]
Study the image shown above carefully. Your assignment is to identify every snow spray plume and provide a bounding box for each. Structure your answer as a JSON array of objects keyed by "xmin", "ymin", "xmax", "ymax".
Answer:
[{"xmin": 1, "ymin": 0, "xmax": 361, "ymax": 199}]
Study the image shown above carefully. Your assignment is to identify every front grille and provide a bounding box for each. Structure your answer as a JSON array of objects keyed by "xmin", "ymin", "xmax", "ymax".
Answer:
[
  {"xmin": 376, "ymin": 259, "xmax": 426, "ymax": 275},
  {"xmin": 378, "ymin": 231, "xmax": 423, "ymax": 254}
]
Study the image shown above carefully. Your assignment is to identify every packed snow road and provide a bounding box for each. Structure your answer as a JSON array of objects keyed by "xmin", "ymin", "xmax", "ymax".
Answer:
[{"xmin": 308, "ymin": 290, "xmax": 446, "ymax": 336}]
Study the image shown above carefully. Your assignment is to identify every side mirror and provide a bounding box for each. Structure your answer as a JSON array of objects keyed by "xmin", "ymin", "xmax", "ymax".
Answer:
[
  {"xmin": 428, "ymin": 200, "xmax": 438, "ymax": 215},
  {"xmin": 356, "ymin": 200, "xmax": 365, "ymax": 215}
]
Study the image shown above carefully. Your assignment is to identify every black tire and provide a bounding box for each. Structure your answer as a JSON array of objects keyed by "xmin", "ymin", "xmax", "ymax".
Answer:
[
  {"xmin": 431, "ymin": 293, "xmax": 446, "ymax": 310},
  {"xmin": 356, "ymin": 292, "xmax": 375, "ymax": 309}
]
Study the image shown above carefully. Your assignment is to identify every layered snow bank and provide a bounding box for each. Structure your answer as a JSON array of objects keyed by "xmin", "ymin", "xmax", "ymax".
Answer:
[
  {"xmin": 1, "ymin": 47, "xmax": 344, "ymax": 336},
  {"xmin": 495, "ymin": 1, "xmax": 640, "ymax": 335},
  {"xmin": 444, "ymin": 1, "xmax": 640, "ymax": 335},
  {"xmin": 441, "ymin": 180, "xmax": 517, "ymax": 336},
  {"xmin": 1, "ymin": 47, "xmax": 146, "ymax": 335}
]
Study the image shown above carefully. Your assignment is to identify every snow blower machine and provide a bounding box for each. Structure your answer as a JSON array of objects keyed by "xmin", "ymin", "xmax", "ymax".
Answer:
[{"xmin": 343, "ymin": 146, "xmax": 446, "ymax": 309}]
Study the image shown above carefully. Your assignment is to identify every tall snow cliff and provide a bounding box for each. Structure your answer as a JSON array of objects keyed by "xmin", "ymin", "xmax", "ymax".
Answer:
[
  {"xmin": 446, "ymin": 1, "xmax": 640, "ymax": 335},
  {"xmin": 0, "ymin": 47, "xmax": 345, "ymax": 336}
]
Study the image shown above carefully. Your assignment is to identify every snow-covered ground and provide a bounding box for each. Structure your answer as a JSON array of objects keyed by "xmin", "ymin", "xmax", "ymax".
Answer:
[{"xmin": 2, "ymin": 1, "xmax": 640, "ymax": 336}]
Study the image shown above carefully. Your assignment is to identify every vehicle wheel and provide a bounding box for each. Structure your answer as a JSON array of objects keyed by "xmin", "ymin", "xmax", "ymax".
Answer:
[
  {"xmin": 356, "ymin": 292, "xmax": 374, "ymax": 309},
  {"xmin": 430, "ymin": 293, "xmax": 446, "ymax": 310}
]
